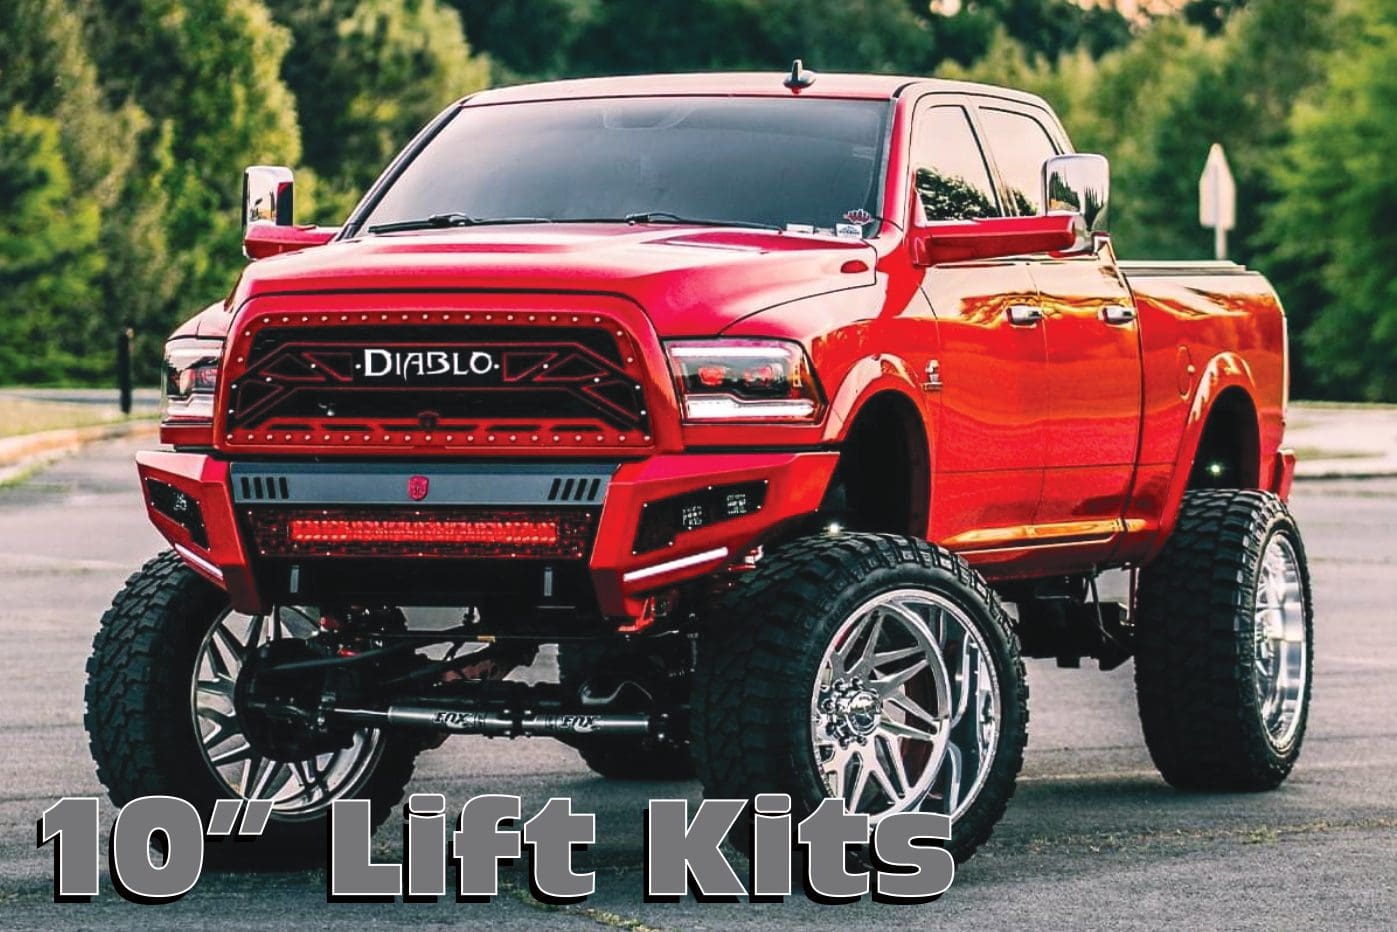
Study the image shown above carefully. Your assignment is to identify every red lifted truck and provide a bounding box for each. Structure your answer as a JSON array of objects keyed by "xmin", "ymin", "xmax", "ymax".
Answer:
[{"xmin": 88, "ymin": 69, "xmax": 1313, "ymax": 866}]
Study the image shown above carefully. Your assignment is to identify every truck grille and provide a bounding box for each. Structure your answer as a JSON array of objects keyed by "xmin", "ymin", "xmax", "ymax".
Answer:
[{"xmin": 220, "ymin": 321, "xmax": 652, "ymax": 452}]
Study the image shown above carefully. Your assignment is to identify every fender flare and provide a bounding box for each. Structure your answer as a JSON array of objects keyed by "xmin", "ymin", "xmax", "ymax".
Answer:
[
  {"xmin": 1155, "ymin": 351, "xmax": 1263, "ymax": 542},
  {"xmin": 823, "ymin": 354, "xmax": 933, "ymax": 445},
  {"xmin": 819, "ymin": 355, "xmax": 935, "ymax": 536}
]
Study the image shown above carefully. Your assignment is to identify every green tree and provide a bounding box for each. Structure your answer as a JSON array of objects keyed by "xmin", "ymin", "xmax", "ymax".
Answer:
[
  {"xmin": 928, "ymin": 0, "xmax": 1133, "ymax": 65},
  {"xmin": 268, "ymin": 0, "xmax": 491, "ymax": 221},
  {"xmin": 453, "ymin": 0, "xmax": 593, "ymax": 82},
  {"xmin": 1183, "ymin": 0, "xmax": 1248, "ymax": 35},
  {"xmin": 0, "ymin": 108, "xmax": 104, "ymax": 381},
  {"xmin": 1264, "ymin": 0, "xmax": 1397, "ymax": 400},
  {"xmin": 938, "ymin": 18, "xmax": 1209, "ymax": 252},
  {"xmin": 0, "ymin": 0, "xmax": 151, "ymax": 382},
  {"xmin": 83, "ymin": 0, "xmax": 304, "ymax": 365}
]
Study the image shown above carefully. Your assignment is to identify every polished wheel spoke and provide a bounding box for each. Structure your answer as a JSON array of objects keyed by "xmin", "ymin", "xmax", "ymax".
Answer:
[
  {"xmin": 877, "ymin": 734, "xmax": 911, "ymax": 798},
  {"xmin": 866, "ymin": 750, "xmax": 898, "ymax": 801},
  {"xmin": 847, "ymin": 751, "xmax": 872, "ymax": 809},
  {"xmin": 208, "ymin": 738, "xmax": 254, "ymax": 768},
  {"xmin": 250, "ymin": 761, "xmax": 294, "ymax": 801},
  {"xmin": 196, "ymin": 674, "xmax": 236, "ymax": 701},
  {"xmin": 198, "ymin": 707, "xmax": 240, "ymax": 749},
  {"xmin": 874, "ymin": 658, "xmax": 929, "ymax": 696},
  {"xmin": 880, "ymin": 717, "xmax": 939, "ymax": 743},
  {"xmin": 1251, "ymin": 535, "xmax": 1308, "ymax": 749},
  {"xmin": 811, "ymin": 588, "xmax": 999, "ymax": 826},
  {"xmin": 213, "ymin": 624, "xmax": 247, "ymax": 665},
  {"xmin": 191, "ymin": 605, "xmax": 383, "ymax": 821},
  {"xmin": 885, "ymin": 689, "xmax": 939, "ymax": 728},
  {"xmin": 872, "ymin": 645, "xmax": 924, "ymax": 668}
]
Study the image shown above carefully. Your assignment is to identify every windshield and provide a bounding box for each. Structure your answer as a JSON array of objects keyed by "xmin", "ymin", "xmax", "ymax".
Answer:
[{"xmin": 354, "ymin": 96, "xmax": 891, "ymax": 236}]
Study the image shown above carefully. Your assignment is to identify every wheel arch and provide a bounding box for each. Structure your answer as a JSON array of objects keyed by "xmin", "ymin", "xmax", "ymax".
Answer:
[
  {"xmin": 1187, "ymin": 384, "xmax": 1262, "ymax": 490},
  {"xmin": 820, "ymin": 386, "xmax": 932, "ymax": 538},
  {"xmin": 1155, "ymin": 354, "xmax": 1265, "ymax": 546}
]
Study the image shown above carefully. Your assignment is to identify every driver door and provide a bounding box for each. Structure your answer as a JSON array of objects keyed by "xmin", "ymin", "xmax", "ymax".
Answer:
[{"xmin": 913, "ymin": 100, "xmax": 1051, "ymax": 550}]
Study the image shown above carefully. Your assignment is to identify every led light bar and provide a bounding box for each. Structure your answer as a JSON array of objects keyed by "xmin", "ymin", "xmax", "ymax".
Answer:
[
  {"xmin": 289, "ymin": 517, "xmax": 560, "ymax": 546},
  {"xmin": 246, "ymin": 507, "xmax": 593, "ymax": 558}
]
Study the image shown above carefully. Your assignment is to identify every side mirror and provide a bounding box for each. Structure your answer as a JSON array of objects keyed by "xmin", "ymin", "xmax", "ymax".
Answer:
[
  {"xmin": 1043, "ymin": 153, "xmax": 1109, "ymax": 234},
  {"xmin": 242, "ymin": 165, "xmax": 295, "ymax": 232},
  {"xmin": 241, "ymin": 165, "xmax": 338, "ymax": 259},
  {"xmin": 911, "ymin": 213, "xmax": 1086, "ymax": 267}
]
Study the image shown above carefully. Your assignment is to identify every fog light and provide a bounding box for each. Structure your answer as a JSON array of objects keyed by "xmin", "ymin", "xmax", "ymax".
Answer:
[
  {"xmin": 145, "ymin": 478, "xmax": 208, "ymax": 547},
  {"xmin": 633, "ymin": 481, "xmax": 768, "ymax": 554}
]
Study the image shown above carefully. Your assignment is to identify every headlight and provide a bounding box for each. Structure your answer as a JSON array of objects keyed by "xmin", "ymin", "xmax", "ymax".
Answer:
[
  {"xmin": 161, "ymin": 338, "xmax": 222, "ymax": 423},
  {"xmin": 665, "ymin": 339, "xmax": 822, "ymax": 422}
]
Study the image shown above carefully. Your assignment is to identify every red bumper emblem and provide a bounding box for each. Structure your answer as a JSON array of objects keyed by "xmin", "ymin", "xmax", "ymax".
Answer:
[{"xmin": 407, "ymin": 475, "xmax": 430, "ymax": 501}]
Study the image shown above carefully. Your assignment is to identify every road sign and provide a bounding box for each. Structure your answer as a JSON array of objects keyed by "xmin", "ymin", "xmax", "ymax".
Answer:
[{"xmin": 1199, "ymin": 143, "xmax": 1236, "ymax": 260}]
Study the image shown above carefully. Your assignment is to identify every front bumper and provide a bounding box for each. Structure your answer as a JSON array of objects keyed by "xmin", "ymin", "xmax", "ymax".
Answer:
[{"xmin": 136, "ymin": 449, "xmax": 838, "ymax": 619}]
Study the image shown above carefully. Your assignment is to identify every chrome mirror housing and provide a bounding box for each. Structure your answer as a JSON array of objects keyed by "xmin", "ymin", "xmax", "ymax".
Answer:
[
  {"xmin": 1043, "ymin": 153, "xmax": 1109, "ymax": 235},
  {"xmin": 242, "ymin": 165, "xmax": 295, "ymax": 234}
]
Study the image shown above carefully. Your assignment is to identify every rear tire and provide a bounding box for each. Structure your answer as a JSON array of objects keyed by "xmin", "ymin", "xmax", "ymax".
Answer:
[
  {"xmin": 691, "ymin": 533, "xmax": 1027, "ymax": 865},
  {"xmin": 1135, "ymin": 490, "xmax": 1314, "ymax": 790},
  {"xmin": 84, "ymin": 552, "xmax": 418, "ymax": 867}
]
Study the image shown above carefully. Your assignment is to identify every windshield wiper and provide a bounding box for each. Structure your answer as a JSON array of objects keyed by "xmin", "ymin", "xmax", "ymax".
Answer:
[
  {"xmin": 366, "ymin": 213, "xmax": 551, "ymax": 234},
  {"xmin": 367, "ymin": 211, "xmax": 782, "ymax": 235},
  {"xmin": 541, "ymin": 212, "xmax": 781, "ymax": 231},
  {"xmin": 622, "ymin": 211, "xmax": 781, "ymax": 231}
]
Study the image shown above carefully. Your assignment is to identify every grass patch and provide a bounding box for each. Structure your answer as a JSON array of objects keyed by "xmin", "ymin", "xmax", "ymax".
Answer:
[
  {"xmin": 0, "ymin": 395, "xmax": 145, "ymax": 439},
  {"xmin": 1290, "ymin": 446, "xmax": 1382, "ymax": 461}
]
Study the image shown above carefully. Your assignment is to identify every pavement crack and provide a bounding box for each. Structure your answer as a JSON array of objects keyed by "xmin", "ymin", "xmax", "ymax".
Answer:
[{"xmin": 500, "ymin": 878, "xmax": 672, "ymax": 932}]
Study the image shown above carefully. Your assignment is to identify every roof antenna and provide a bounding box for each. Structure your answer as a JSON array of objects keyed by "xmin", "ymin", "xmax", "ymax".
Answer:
[{"xmin": 784, "ymin": 58, "xmax": 816, "ymax": 90}]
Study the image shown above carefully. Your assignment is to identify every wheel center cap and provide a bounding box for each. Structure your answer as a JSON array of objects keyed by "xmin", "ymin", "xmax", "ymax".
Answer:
[
  {"xmin": 820, "ymin": 680, "xmax": 882, "ymax": 743},
  {"xmin": 842, "ymin": 690, "xmax": 881, "ymax": 735}
]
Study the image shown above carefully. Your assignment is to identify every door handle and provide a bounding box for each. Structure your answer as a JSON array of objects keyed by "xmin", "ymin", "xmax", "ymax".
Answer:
[
  {"xmin": 1006, "ymin": 305, "xmax": 1044, "ymax": 326},
  {"xmin": 1101, "ymin": 304, "xmax": 1137, "ymax": 325}
]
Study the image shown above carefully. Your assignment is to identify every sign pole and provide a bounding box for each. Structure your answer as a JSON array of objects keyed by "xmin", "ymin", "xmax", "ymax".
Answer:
[{"xmin": 1199, "ymin": 143, "xmax": 1236, "ymax": 262}]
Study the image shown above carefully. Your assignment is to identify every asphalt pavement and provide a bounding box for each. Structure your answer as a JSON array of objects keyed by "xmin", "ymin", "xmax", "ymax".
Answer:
[{"xmin": 0, "ymin": 437, "xmax": 1393, "ymax": 930}]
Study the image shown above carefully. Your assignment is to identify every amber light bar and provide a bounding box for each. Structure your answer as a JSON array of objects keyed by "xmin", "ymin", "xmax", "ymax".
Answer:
[
  {"xmin": 246, "ymin": 507, "xmax": 594, "ymax": 558},
  {"xmin": 290, "ymin": 517, "xmax": 559, "ymax": 546}
]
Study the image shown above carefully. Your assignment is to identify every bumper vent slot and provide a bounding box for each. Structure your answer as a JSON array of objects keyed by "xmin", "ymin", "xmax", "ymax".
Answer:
[
  {"xmin": 547, "ymin": 476, "xmax": 603, "ymax": 503},
  {"xmin": 229, "ymin": 462, "xmax": 615, "ymax": 506},
  {"xmin": 240, "ymin": 475, "xmax": 291, "ymax": 501}
]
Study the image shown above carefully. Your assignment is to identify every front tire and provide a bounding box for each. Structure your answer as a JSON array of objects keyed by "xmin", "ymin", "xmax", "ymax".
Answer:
[
  {"xmin": 84, "ymin": 552, "xmax": 418, "ymax": 866},
  {"xmin": 691, "ymin": 533, "xmax": 1028, "ymax": 865},
  {"xmin": 1135, "ymin": 490, "xmax": 1314, "ymax": 790}
]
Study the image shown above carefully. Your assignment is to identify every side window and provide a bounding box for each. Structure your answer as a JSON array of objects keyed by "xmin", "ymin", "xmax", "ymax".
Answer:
[
  {"xmin": 910, "ymin": 105, "xmax": 1001, "ymax": 221},
  {"xmin": 977, "ymin": 108, "xmax": 1060, "ymax": 215}
]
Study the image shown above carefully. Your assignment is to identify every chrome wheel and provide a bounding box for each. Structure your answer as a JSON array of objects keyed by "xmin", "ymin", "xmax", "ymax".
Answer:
[
  {"xmin": 1254, "ymin": 534, "xmax": 1308, "ymax": 750},
  {"xmin": 810, "ymin": 588, "xmax": 1000, "ymax": 824},
  {"xmin": 190, "ymin": 606, "xmax": 383, "ymax": 820}
]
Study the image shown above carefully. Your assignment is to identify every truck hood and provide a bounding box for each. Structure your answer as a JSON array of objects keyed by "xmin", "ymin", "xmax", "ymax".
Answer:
[{"xmin": 227, "ymin": 224, "xmax": 877, "ymax": 337}]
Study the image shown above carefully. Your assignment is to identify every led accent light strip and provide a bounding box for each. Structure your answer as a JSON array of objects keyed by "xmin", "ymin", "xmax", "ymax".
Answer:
[{"xmin": 623, "ymin": 546, "xmax": 730, "ymax": 583}]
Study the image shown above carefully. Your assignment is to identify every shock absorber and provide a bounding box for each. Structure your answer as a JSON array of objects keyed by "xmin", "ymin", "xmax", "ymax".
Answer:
[{"xmin": 333, "ymin": 704, "xmax": 652, "ymax": 737}]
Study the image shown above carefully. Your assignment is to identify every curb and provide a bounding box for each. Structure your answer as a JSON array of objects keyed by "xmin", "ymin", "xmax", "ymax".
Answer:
[
  {"xmin": 0, "ymin": 420, "xmax": 159, "ymax": 478},
  {"xmin": 1295, "ymin": 469, "xmax": 1397, "ymax": 482}
]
